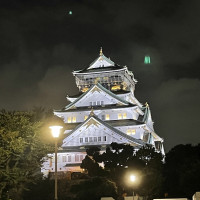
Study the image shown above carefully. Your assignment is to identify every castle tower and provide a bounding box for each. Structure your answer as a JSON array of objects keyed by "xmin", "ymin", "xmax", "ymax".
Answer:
[{"xmin": 41, "ymin": 49, "xmax": 164, "ymax": 176}]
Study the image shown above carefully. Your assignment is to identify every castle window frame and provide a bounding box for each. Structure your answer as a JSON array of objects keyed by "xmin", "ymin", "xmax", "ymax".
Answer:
[
  {"xmin": 67, "ymin": 117, "xmax": 72, "ymax": 123},
  {"xmin": 68, "ymin": 156, "xmax": 71, "ymax": 162},
  {"xmin": 75, "ymin": 154, "xmax": 79, "ymax": 162},
  {"xmin": 127, "ymin": 129, "xmax": 136, "ymax": 135},
  {"xmin": 62, "ymin": 156, "xmax": 67, "ymax": 162},
  {"xmin": 72, "ymin": 116, "xmax": 76, "ymax": 123},
  {"xmin": 123, "ymin": 113, "xmax": 127, "ymax": 119},
  {"xmin": 118, "ymin": 113, "xmax": 122, "ymax": 119},
  {"xmin": 105, "ymin": 114, "xmax": 110, "ymax": 120}
]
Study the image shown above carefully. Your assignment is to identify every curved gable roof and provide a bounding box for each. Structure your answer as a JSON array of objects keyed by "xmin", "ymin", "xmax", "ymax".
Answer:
[
  {"xmin": 55, "ymin": 83, "xmax": 132, "ymax": 112},
  {"xmin": 63, "ymin": 114, "xmax": 145, "ymax": 147}
]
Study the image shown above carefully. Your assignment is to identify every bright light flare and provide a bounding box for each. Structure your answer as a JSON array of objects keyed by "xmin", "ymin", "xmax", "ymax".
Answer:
[
  {"xmin": 130, "ymin": 175, "xmax": 136, "ymax": 182},
  {"xmin": 49, "ymin": 126, "xmax": 63, "ymax": 138}
]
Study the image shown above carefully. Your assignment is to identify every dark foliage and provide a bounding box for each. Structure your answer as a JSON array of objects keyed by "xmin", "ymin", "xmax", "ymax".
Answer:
[
  {"xmin": 0, "ymin": 109, "xmax": 53, "ymax": 200},
  {"xmin": 80, "ymin": 143, "xmax": 164, "ymax": 200},
  {"xmin": 70, "ymin": 177, "xmax": 117, "ymax": 200},
  {"xmin": 164, "ymin": 144, "xmax": 200, "ymax": 199}
]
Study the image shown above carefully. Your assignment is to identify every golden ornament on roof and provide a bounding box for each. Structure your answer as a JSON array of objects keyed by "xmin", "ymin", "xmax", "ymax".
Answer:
[{"xmin": 99, "ymin": 47, "xmax": 103, "ymax": 56}]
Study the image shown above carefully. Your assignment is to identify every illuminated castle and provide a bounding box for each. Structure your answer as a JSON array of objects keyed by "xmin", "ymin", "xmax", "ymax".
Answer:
[{"xmin": 42, "ymin": 49, "xmax": 164, "ymax": 176}]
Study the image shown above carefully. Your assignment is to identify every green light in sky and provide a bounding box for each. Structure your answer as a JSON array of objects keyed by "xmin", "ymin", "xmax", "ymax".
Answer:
[
  {"xmin": 144, "ymin": 56, "xmax": 151, "ymax": 64},
  {"xmin": 69, "ymin": 11, "xmax": 72, "ymax": 15}
]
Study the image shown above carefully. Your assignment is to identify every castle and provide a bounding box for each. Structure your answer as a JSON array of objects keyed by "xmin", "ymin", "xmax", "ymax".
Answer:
[{"xmin": 41, "ymin": 49, "xmax": 164, "ymax": 176}]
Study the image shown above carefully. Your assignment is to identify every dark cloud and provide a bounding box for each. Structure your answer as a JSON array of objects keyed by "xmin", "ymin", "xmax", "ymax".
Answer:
[
  {"xmin": 0, "ymin": 0, "xmax": 200, "ymax": 151},
  {"xmin": 150, "ymin": 78, "xmax": 200, "ymax": 151}
]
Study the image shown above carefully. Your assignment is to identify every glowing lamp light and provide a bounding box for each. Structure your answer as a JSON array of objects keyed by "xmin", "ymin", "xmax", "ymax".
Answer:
[
  {"xmin": 130, "ymin": 175, "xmax": 136, "ymax": 182},
  {"xmin": 49, "ymin": 126, "xmax": 63, "ymax": 138}
]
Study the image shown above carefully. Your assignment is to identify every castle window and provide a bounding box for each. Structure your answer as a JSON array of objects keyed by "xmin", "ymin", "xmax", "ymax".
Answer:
[
  {"xmin": 85, "ymin": 137, "xmax": 88, "ymax": 142},
  {"xmin": 118, "ymin": 113, "xmax": 127, "ymax": 119},
  {"xmin": 103, "ymin": 136, "xmax": 107, "ymax": 141},
  {"xmin": 94, "ymin": 137, "xmax": 97, "ymax": 142},
  {"xmin": 89, "ymin": 137, "xmax": 93, "ymax": 142},
  {"xmin": 67, "ymin": 117, "xmax": 71, "ymax": 123},
  {"xmin": 105, "ymin": 114, "xmax": 110, "ymax": 120},
  {"xmin": 75, "ymin": 155, "xmax": 79, "ymax": 162},
  {"xmin": 127, "ymin": 129, "xmax": 136, "ymax": 135},
  {"xmin": 68, "ymin": 156, "xmax": 71, "ymax": 162},
  {"xmin": 123, "ymin": 113, "xmax": 127, "ymax": 119},
  {"xmin": 118, "ymin": 113, "xmax": 122, "ymax": 119},
  {"xmin": 84, "ymin": 116, "xmax": 88, "ymax": 120},
  {"xmin": 80, "ymin": 138, "xmax": 83, "ymax": 143},
  {"xmin": 89, "ymin": 101, "xmax": 104, "ymax": 106},
  {"xmin": 111, "ymin": 85, "xmax": 121, "ymax": 91},
  {"xmin": 81, "ymin": 87, "xmax": 89, "ymax": 93},
  {"xmin": 62, "ymin": 156, "xmax": 67, "ymax": 162},
  {"xmin": 72, "ymin": 116, "xmax": 76, "ymax": 123},
  {"xmin": 98, "ymin": 137, "xmax": 101, "ymax": 142}
]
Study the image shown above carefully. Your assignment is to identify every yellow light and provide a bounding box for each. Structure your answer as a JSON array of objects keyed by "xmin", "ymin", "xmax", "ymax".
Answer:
[
  {"xmin": 123, "ymin": 113, "xmax": 127, "ymax": 119},
  {"xmin": 131, "ymin": 130, "xmax": 136, "ymax": 135},
  {"xmin": 127, "ymin": 130, "xmax": 131, "ymax": 135},
  {"xmin": 84, "ymin": 116, "xmax": 88, "ymax": 120},
  {"xmin": 130, "ymin": 175, "xmax": 136, "ymax": 182},
  {"xmin": 72, "ymin": 116, "xmax": 76, "ymax": 122},
  {"xmin": 67, "ymin": 117, "xmax": 71, "ymax": 123},
  {"xmin": 111, "ymin": 85, "xmax": 121, "ymax": 91},
  {"xmin": 81, "ymin": 87, "xmax": 89, "ymax": 92},
  {"xmin": 105, "ymin": 114, "xmax": 110, "ymax": 120},
  {"xmin": 127, "ymin": 129, "xmax": 136, "ymax": 135},
  {"xmin": 118, "ymin": 113, "xmax": 122, "ymax": 119},
  {"xmin": 49, "ymin": 126, "xmax": 63, "ymax": 138}
]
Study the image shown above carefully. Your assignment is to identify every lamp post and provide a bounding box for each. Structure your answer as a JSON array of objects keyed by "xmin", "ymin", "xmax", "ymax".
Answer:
[
  {"xmin": 130, "ymin": 174, "xmax": 136, "ymax": 200},
  {"xmin": 49, "ymin": 126, "xmax": 63, "ymax": 200}
]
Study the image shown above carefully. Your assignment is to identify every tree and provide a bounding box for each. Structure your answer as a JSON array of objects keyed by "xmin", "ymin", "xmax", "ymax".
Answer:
[
  {"xmin": 0, "ymin": 110, "xmax": 51, "ymax": 200},
  {"xmin": 80, "ymin": 143, "xmax": 164, "ymax": 200},
  {"xmin": 71, "ymin": 177, "xmax": 118, "ymax": 200},
  {"xmin": 164, "ymin": 144, "xmax": 200, "ymax": 198},
  {"xmin": 80, "ymin": 155, "xmax": 107, "ymax": 177},
  {"xmin": 134, "ymin": 145, "xmax": 164, "ymax": 199}
]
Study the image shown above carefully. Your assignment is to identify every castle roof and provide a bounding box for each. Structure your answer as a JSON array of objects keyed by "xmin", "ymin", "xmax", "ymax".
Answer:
[
  {"xmin": 62, "ymin": 114, "xmax": 145, "ymax": 147},
  {"xmin": 61, "ymin": 118, "xmax": 144, "ymax": 131},
  {"xmin": 73, "ymin": 49, "xmax": 125, "ymax": 74},
  {"xmin": 55, "ymin": 83, "xmax": 132, "ymax": 112}
]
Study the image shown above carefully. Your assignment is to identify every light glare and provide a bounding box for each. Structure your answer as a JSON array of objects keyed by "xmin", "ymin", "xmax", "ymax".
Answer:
[
  {"xmin": 130, "ymin": 175, "xmax": 136, "ymax": 182},
  {"xmin": 49, "ymin": 126, "xmax": 63, "ymax": 138}
]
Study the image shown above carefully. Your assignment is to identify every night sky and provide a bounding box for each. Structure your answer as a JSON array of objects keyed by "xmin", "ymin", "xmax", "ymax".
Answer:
[{"xmin": 1, "ymin": 0, "xmax": 200, "ymax": 152}]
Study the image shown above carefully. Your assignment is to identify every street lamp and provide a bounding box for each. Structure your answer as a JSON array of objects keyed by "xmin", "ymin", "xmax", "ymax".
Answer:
[
  {"xmin": 130, "ymin": 174, "xmax": 136, "ymax": 200},
  {"xmin": 49, "ymin": 126, "xmax": 63, "ymax": 200}
]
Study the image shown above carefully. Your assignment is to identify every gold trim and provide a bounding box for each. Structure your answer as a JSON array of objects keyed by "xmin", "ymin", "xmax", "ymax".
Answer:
[
  {"xmin": 84, "ymin": 118, "xmax": 101, "ymax": 129},
  {"xmin": 100, "ymin": 47, "xmax": 103, "ymax": 56}
]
